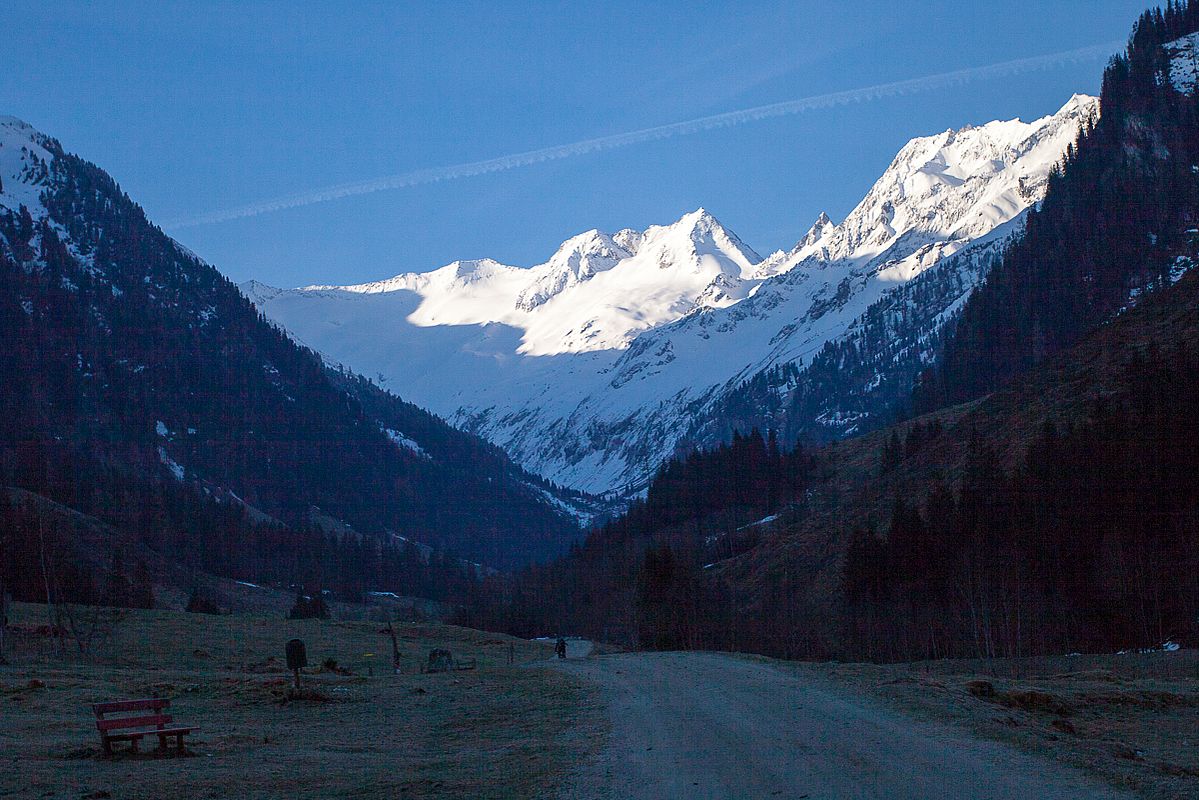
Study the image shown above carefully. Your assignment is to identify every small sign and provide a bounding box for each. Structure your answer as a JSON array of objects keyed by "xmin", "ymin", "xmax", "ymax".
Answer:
[
  {"xmin": 286, "ymin": 638, "xmax": 307, "ymax": 691},
  {"xmin": 286, "ymin": 638, "xmax": 307, "ymax": 670}
]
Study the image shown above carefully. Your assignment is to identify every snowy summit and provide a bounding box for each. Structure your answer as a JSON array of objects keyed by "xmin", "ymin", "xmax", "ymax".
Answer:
[{"xmin": 245, "ymin": 96, "xmax": 1098, "ymax": 496}]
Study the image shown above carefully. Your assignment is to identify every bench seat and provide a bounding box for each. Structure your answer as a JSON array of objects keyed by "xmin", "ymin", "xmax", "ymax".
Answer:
[
  {"xmin": 92, "ymin": 698, "xmax": 198, "ymax": 755},
  {"xmin": 107, "ymin": 726, "xmax": 198, "ymax": 739}
]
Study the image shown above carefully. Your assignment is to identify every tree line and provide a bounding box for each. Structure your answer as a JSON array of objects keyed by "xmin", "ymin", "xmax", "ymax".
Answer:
[{"xmin": 456, "ymin": 429, "xmax": 819, "ymax": 655}]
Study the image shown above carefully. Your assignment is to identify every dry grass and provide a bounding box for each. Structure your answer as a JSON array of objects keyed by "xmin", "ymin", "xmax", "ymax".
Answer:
[
  {"xmin": 790, "ymin": 649, "xmax": 1199, "ymax": 800},
  {"xmin": 0, "ymin": 602, "xmax": 601, "ymax": 799}
]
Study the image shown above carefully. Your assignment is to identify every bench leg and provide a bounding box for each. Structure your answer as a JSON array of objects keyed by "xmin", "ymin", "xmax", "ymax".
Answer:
[
  {"xmin": 155, "ymin": 732, "xmax": 186, "ymax": 753},
  {"xmin": 129, "ymin": 737, "xmax": 139, "ymax": 754},
  {"xmin": 101, "ymin": 737, "xmax": 113, "ymax": 757}
]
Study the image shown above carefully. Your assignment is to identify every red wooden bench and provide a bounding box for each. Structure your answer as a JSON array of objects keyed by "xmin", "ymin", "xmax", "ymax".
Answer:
[{"xmin": 92, "ymin": 698, "xmax": 198, "ymax": 755}]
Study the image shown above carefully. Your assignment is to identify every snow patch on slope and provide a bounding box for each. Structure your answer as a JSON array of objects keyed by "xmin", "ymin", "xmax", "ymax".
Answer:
[
  {"xmin": 1165, "ymin": 33, "xmax": 1199, "ymax": 95},
  {"xmin": 381, "ymin": 426, "xmax": 429, "ymax": 458},
  {"xmin": 0, "ymin": 116, "xmax": 55, "ymax": 219},
  {"xmin": 158, "ymin": 446, "xmax": 185, "ymax": 481}
]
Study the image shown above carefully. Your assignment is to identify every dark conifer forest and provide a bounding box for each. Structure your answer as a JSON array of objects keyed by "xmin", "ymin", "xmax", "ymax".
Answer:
[
  {"xmin": 0, "ymin": 124, "xmax": 582, "ymax": 607},
  {"xmin": 845, "ymin": 345, "xmax": 1199, "ymax": 660},
  {"xmin": 458, "ymin": 429, "xmax": 817, "ymax": 653}
]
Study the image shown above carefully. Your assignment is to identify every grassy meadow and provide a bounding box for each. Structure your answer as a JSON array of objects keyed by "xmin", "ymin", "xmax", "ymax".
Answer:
[{"xmin": 0, "ymin": 602, "xmax": 601, "ymax": 800}]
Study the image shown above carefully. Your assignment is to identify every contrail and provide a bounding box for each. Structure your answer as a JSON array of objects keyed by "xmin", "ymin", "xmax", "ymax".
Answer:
[{"xmin": 163, "ymin": 41, "xmax": 1119, "ymax": 230}]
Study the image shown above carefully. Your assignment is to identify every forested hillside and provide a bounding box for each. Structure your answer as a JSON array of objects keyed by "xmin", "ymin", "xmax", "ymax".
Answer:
[
  {"xmin": 0, "ymin": 118, "xmax": 581, "ymax": 608},
  {"xmin": 459, "ymin": 430, "xmax": 812, "ymax": 649},
  {"xmin": 918, "ymin": 3, "xmax": 1199, "ymax": 411}
]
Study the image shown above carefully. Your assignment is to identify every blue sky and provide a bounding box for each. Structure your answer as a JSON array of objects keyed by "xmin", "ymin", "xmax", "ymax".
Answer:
[{"xmin": 5, "ymin": 1, "xmax": 1146, "ymax": 286}]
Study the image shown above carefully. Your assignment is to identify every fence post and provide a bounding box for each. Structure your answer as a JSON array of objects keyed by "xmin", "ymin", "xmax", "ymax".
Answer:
[{"xmin": 0, "ymin": 585, "xmax": 8, "ymax": 665}]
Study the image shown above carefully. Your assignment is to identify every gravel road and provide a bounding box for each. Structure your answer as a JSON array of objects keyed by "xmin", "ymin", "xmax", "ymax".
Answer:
[{"xmin": 553, "ymin": 651, "xmax": 1130, "ymax": 800}]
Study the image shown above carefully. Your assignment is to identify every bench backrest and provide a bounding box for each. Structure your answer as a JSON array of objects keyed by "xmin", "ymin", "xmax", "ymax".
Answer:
[{"xmin": 93, "ymin": 698, "xmax": 172, "ymax": 732}]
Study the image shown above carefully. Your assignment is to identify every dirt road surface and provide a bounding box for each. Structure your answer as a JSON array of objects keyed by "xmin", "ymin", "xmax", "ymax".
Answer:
[{"xmin": 554, "ymin": 651, "xmax": 1131, "ymax": 800}]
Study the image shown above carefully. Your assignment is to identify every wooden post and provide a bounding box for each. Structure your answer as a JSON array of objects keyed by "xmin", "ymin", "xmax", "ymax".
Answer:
[
  {"xmin": 508, "ymin": 643, "xmax": 514, "ymax": 665},
  {"xmin": 0, "ymin": 583, "xmax": 8, "ymax": 665},
  {"xmin": 285, "ymin": 638, "xmax": 307, "ymax": 692},
  {"xmin": 386, "ymin": 619, "xmax": 401, "ymax": 674}
]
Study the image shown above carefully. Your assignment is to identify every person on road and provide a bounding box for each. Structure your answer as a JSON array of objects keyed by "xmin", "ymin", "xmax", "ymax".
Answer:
[{"xmin": 555, "ymin": 637, "xmax": 567, "ymax": 659}]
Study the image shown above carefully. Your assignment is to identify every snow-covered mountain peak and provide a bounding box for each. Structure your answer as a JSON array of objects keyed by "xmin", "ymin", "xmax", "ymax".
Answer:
[
  {"xmin": 514, "ymin": 209, "xmax": 763, "ymax": 353},
  {"xmin": 1059, "ymin": 92, "xmax": 1099, "ymax": 113},
  {"xmin": 308, "ymin": 257, "xmax": 519, "ymax": 298},
  {"xmin": 240, "ymin": 279, "xmax": 280, "ymax": 302},
  {"xmin": 248, "ymin": 96, "xmax": 1096, "ymax": 495},
  {"xmin": 547, "ymin": 229, "xmax": 629, "ymax": 271},
  {"xmin": 441, "ymin": 258, "xmax": 512, "ymax": 283},
  {"xmin": 793, "ymin": 211, "xmax": 834, "ymax": 254},
  {"xmin": 779, "ymin": 94, "xmax": 1097, "ymax": 272},
  {"xmin": 0, "ymin": 116, "xmax": 38, "ymax": 134},
  {"xmin": 254, "ymin": 207, "xmax": 767, "ymax": 358},
  {"xmin": 0, "ymin": 115, "xmax": 63, "ymax": 226},
  {"xmin": 613, "ymin": 228, "xmax": 644, "ymax": 253},
  {"xmin": 516, "ymin": 229, "xmax": 631, "ymax": 311},
  {"xmin": 632, "ymin": 208, "xmax": 760, "ymax": 280},
  {"xmin": 653, "ymin": 208, "xmax": 756, "ymax": 254},
  {"xmin": 0, "ymin": 116, "xmax": 58, "ymax": 160}
]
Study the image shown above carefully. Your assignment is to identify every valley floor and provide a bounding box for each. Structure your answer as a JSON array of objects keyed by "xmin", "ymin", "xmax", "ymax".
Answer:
[
  {"xmin": 0, "ymin": 603, "xmax": 600, "ymax": 800},
  {"xmin": 3, "ymin": 605, "xmax": 1195, "ymax": 800}
]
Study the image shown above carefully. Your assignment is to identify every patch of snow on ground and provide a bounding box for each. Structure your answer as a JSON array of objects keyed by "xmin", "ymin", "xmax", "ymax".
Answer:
[
  {"xmin": 535, "ymin": 486, "xmax": 592, "ymax": 526},
  {"xmin": 737, "ymin": 514, "xmax": 780, "ymax": 532},
  {"xmin": 1117, "ymin": 641, "xmax": 1183, "ymax": 655},
  {"xmin": 1119, "ymin": 255, "xmax": 1196, "ymax": 314},
  {"xmin": 1170, "ymin": 255, "xmax": 1195, "ymax": 284},
  {"xmin": 382, "ymin": 427, "xmax": 428, "ymax": 458},
  {"xmin": 1166, "ymin": 33, "xmax": 1199, "ymax": 95},
  {"xmin": 157, "ymin": 446, "xmax": 185, "ymax": 481}
]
